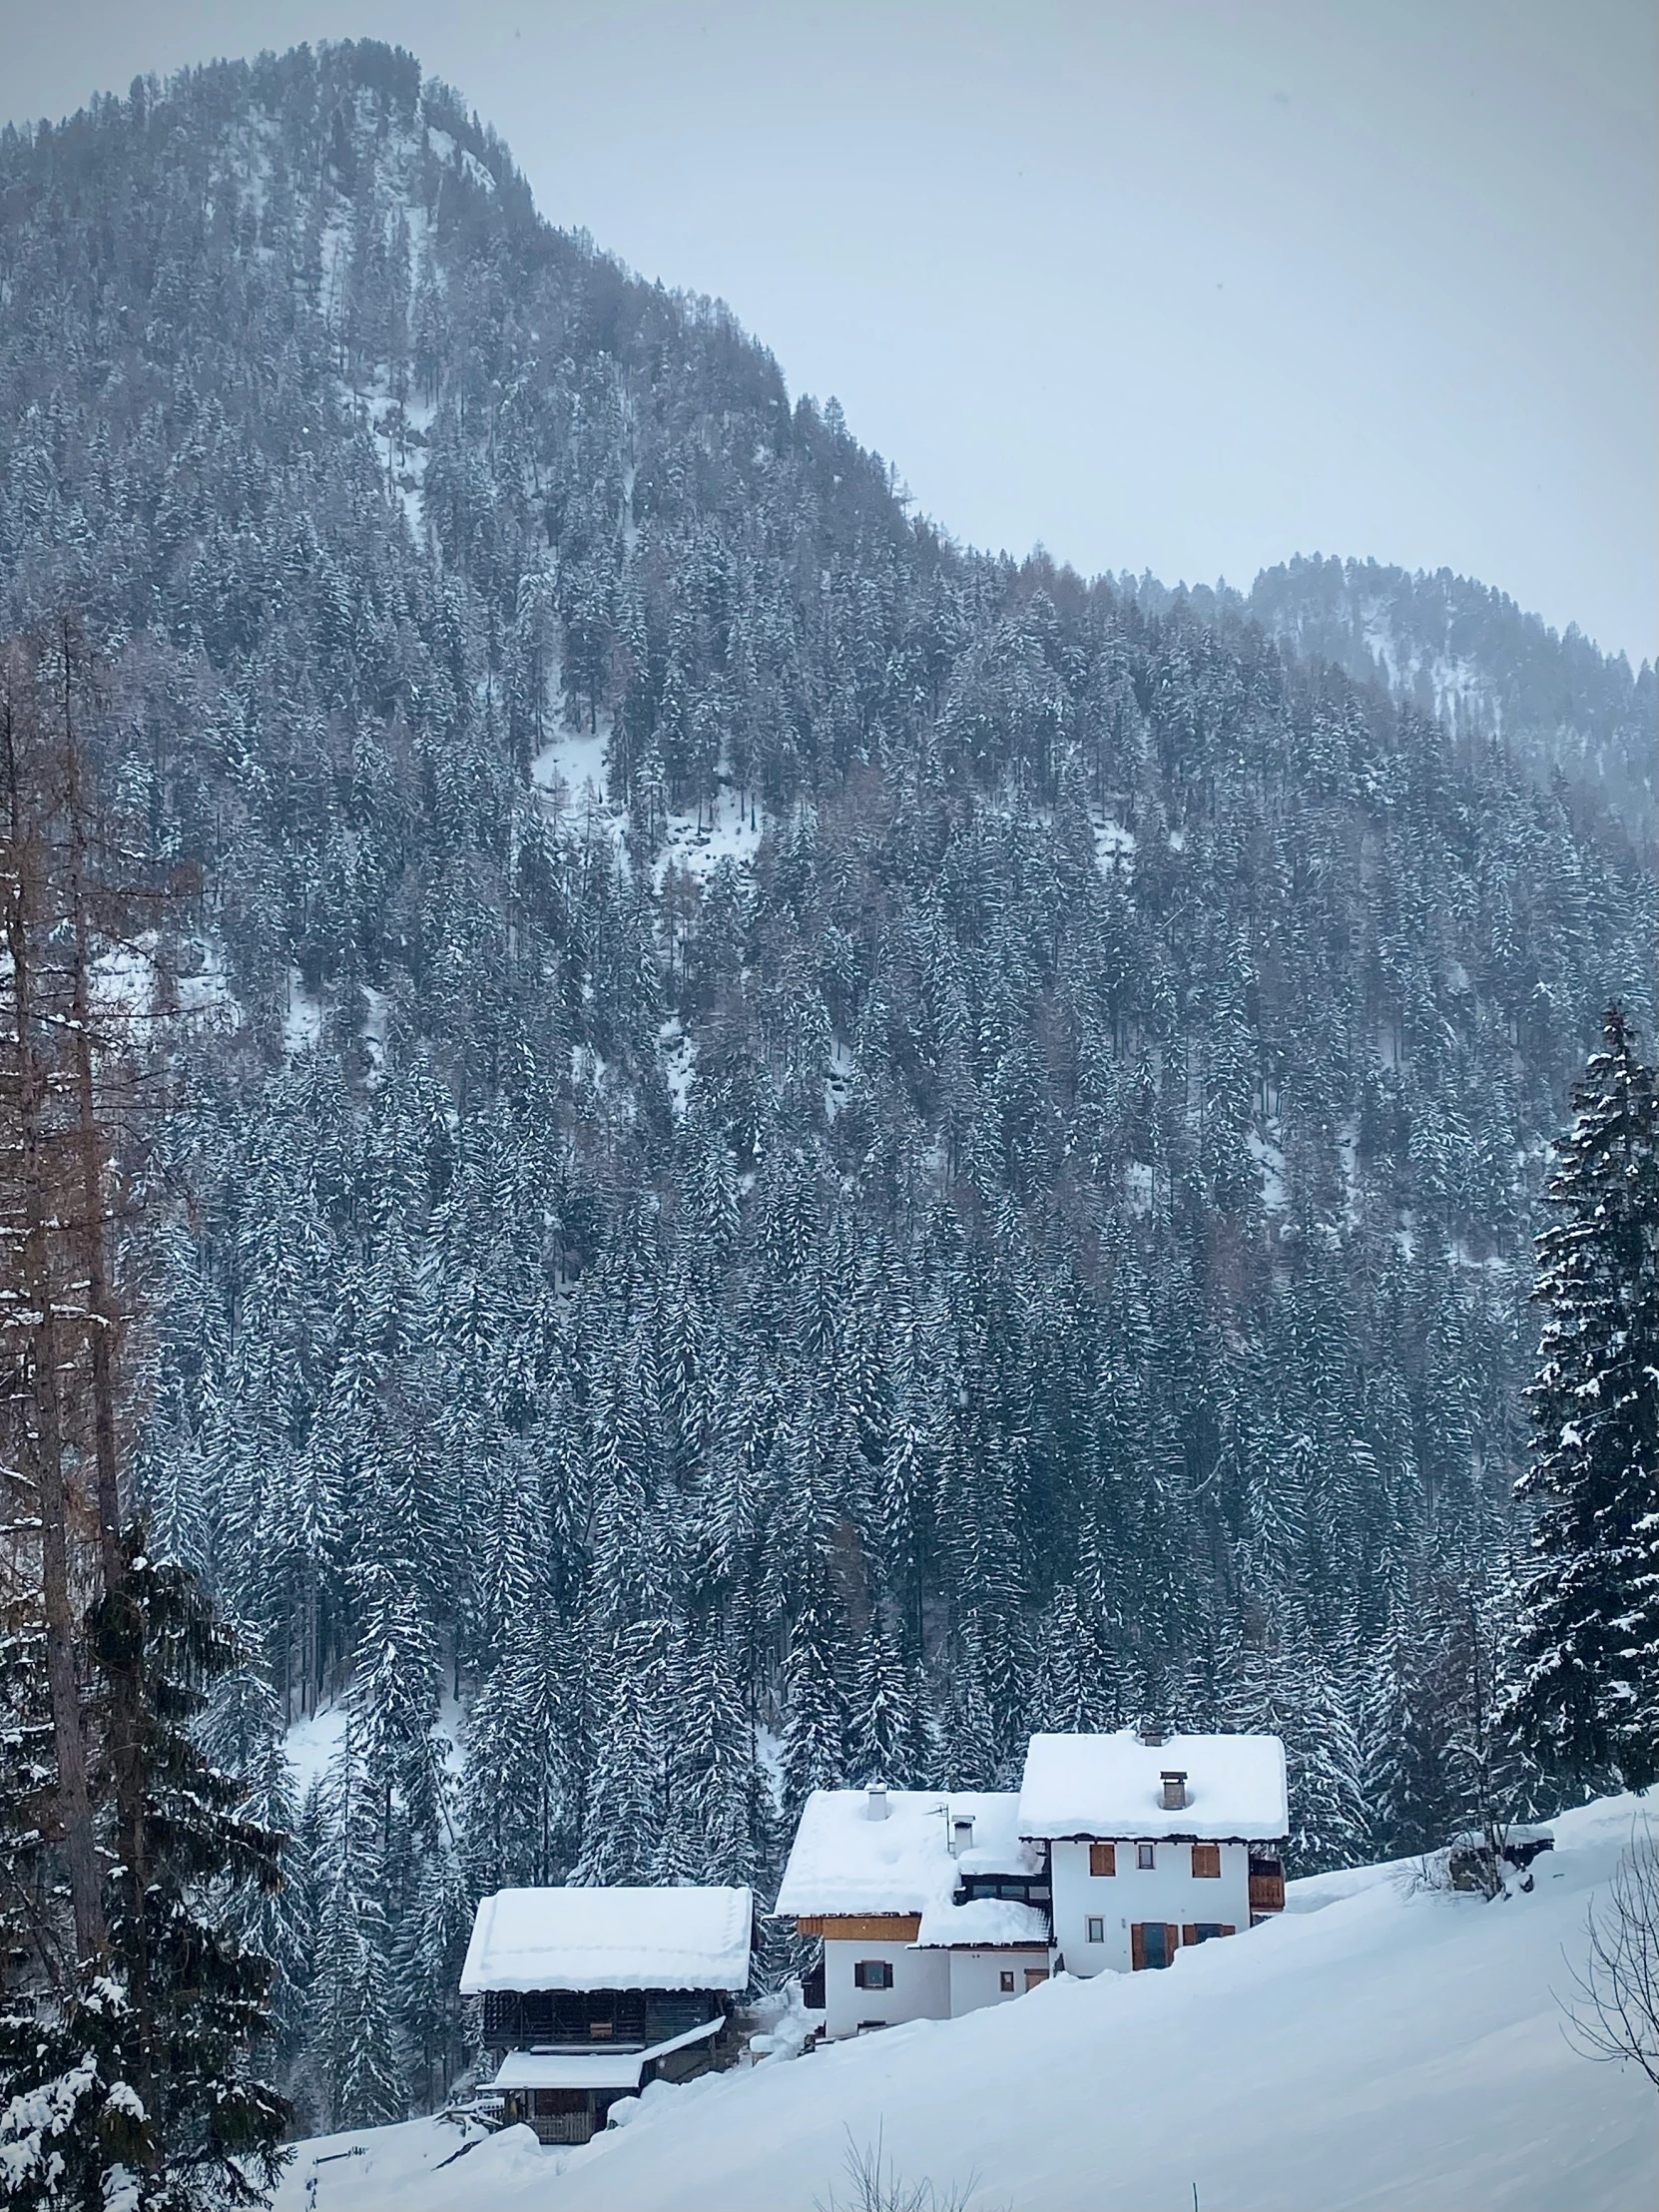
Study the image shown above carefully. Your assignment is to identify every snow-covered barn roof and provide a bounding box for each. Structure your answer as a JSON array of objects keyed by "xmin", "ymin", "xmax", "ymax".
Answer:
[
  {"xmin": 459, "ymin": 1885, "xmax": 753, "ymax": 1994},
  {"xmin": 487, "ymin": 2016, "xmax": 725, "ymax": 2091},
  {"xmin": 775, "ymin": 1788, "xmax": 1039, "ymax": 1919},
  {"xmin": 1017, "ymin": 1731, "xmax": 1288, "ymax": 1841},
  {"xmin": 489, "ymin": 2049, "xmax": 650, "ymax": 2091}
]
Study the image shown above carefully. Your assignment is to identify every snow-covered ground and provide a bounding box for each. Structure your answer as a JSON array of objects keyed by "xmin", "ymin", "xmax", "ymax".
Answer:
[
  {"xmin": 652, "ymin": 783, "xmax": 763, "ymax": 890},
  {"xmin": 275, "ymin": 1794, "xmax": 1656, "ymax": 2212}
]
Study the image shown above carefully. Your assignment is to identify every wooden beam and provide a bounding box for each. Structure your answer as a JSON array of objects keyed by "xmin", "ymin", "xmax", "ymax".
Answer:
[{"xmin": 790, "ymin": 1914, "xmax": 922, "ymax": 1940}]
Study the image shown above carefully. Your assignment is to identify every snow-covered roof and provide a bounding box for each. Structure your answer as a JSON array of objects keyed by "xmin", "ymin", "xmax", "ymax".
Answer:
[
  {"xmin": 1017, "ymin": 1732, "xmax": 1288, "ymax": 1841},
  {"xmin": 489, "ymin": 2049, "xmax": 647, "ymax": 2091},
  {"xmin": 775, "ymin": 1789, "xmax": 1039, "ymax": 1920},
  {"xmin": 486, "ymin": 2014, "xmax": 725, "ymax": 2091},
  {"xmin": 460, "ymin": 1886, "xmax": 753, "ymax": 1993},
  {"xmin": 914, "ymin": 1898, "xmax": 1050, "ymax": 1949}
]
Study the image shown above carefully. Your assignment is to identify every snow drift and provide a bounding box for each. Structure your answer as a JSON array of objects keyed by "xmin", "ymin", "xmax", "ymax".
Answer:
[{"xmin": 276, "ymin": 1795, "xmax": 1656, "ymax": 2212}]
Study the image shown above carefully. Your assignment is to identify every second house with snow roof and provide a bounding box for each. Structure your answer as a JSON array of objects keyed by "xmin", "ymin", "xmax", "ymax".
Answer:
[
  {"xmin": 774, "ymin": 1725, "xmax": 1288, "ymax": 2035},
  {"xmin": 775, "ymin": 1783, "xmax": 1054, "ymax": 2039}
]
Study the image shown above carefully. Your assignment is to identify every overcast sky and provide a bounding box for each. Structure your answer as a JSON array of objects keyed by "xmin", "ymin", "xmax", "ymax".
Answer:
[{"xmin": 5, "ymin": 0, "xmax": 1655, "ymax": 665}]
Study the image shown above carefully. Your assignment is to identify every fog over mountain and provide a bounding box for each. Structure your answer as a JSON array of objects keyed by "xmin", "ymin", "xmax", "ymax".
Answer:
[{"xmin": 0, "ymin": 41, "xmax": 1652, "ymax": 2132}]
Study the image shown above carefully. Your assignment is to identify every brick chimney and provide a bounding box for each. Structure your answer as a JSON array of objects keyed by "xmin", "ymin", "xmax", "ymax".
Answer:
[{"xmin": 1160, "ymin": 1769, "xmax": 1189, "ymax": 1811}]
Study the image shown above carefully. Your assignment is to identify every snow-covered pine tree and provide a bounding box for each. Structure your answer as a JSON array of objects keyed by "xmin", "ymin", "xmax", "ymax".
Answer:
[
  {"xmin": 1505, "ymin": 1008, "xmax": 1659, "ymax": 1788},
  {"xmin": 305, "ymin": 1717, "xmax": 407, "ymax": 2132},
  {"xmin": 2, "ymin": 1537, "xmax": 291, "ymax": 2212},
  {"xmin": 781, "ymin": 1568, "xmax": 848, "ymax": 1819},
  {"xmin": 197, "ymin": 1652, "xmax": 315, "ymax": 2088}
]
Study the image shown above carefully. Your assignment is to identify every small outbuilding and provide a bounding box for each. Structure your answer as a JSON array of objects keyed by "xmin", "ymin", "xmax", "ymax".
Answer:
[{"xmin": 460, "ymin": 1884, "xmax": 754, "ymax": 2143}]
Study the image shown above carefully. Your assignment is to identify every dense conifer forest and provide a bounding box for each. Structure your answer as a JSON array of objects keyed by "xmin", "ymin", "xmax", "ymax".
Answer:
[{"xmin": 1, "ymin": 41, "xmax": 1653, "ymax": 2128}]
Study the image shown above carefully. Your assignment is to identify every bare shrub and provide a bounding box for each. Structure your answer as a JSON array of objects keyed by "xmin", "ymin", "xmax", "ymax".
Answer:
[
  {"xmin": 817, "ymin": 2122, "xmax": 994, "ymax": 2212},
  {"xmin": 1560, "ymin": 1823, "xmax": 1659, "ymax": 2088}
]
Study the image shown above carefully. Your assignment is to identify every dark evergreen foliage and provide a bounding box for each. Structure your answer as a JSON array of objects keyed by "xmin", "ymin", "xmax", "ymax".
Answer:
[
  {"xmin": 1505, "ymin": 1010, "xmax": 1659, "ymax": 1788},
  {"xmin": 0, "ymin": 1535, "xmax": 289, "ymax": 2210}
]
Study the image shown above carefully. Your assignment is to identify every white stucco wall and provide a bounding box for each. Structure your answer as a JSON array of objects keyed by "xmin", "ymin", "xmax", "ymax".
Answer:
[
  {"xmin": 1048, "ymin": 1838, "xmax": 1252, "ymax": 1974},
  {"xmin": 945, "ymin": 1947, "xmax": 1052, "ymax": 2018},
  {"xmin": 823, "ymin": 1938, "xmax": 950, "ymax": 2038}
]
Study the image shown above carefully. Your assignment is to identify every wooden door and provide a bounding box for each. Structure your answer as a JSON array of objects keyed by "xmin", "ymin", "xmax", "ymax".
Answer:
[{"xmin": 1132, "ymin": 1922, "xmax": 1180, "ymax": 1969}]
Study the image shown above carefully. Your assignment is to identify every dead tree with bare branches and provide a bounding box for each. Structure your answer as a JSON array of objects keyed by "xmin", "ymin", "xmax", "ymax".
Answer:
[{"xmin": 1561, "ymin": 1825, "xmax": 1659, "ymax": 2089}]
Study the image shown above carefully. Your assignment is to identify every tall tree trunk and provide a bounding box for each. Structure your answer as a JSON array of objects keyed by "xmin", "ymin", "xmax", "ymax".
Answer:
[
  {"xmin": 63, "ymin": 638, "xmax": 125, "ymax": 1590},
  {"xmin": 2, "ymin": 681, "xmax": 105, "ymax": 1960},
  {"xmin": 60, "ymin": 631, "xmax": 154, "ymax": 2122}
]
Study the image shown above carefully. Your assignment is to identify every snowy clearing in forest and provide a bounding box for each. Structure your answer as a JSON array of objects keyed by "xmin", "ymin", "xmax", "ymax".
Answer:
[
  {"xmin": 532, "ymin": 725, "xmax": 616, "ymax": 827},
  {"xmin": 653, "ymin": 783, "xmax": 764, "ymax": 890},
  {"xmin": 275, "ymin": 1792, "xmax": 1656, "ymax": 2212}
]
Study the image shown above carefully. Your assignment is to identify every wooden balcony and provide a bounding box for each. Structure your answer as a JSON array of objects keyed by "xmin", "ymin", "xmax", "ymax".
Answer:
[
  {"xmin": 1248, "ymin": 1872, "xmax": 1285, "ymax": 1913},
  {"xmin": 530, "ymin": 2111, "xmax": 596, "ymax": 2145}
]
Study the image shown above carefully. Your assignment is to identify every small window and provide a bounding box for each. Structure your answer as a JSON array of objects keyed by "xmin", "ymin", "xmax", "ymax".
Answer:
[
  {"xmin": 1086, "ymin": 1916, "xmax": 1105, "ymax": 1943},
  {"xmin": 1192, "ymin": 1843, "xmax": 1221, "ymax": 1879},
  {"xmin": 853, "ymin": 1958, "xmax": 894, "ymax": 1990},
  {"xmin": 1136, "ymin": 1842, "xmax": 1156, "ymax": 1871},
  {"xmin": 998, "ymin": 1969, "xmax": 1015, "ymax": 1993},
  {"xmin": 1089, "ymin": 1842, "xmax": 1116, "ymax": 1877}
]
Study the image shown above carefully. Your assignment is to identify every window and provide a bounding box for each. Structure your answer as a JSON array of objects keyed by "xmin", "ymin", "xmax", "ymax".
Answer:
[
  {"xmin": 1181, "ymin": 1923, "xmax": 1235, "ymax": 1944},
  {"xmin": 1086, "ymin": 1916, "xmax": 1105, "ymax": 1943},
  {"xmin": 998, "ymin": 1970, "xmax": 1015, "ymax": 1993},
  {"xmin": 1089, "ymin": 1842, "xmax": 1116, "ymax": 1878},
  {"xmin": 1024, "ymin": 1968, "xmax": 1049, "ymax": 1990},
  {"xmin": 1192, "ymin": 1843, "xmax": 1221, "ymax": 1879},
  {"xmin": 853, "ymin": 1959, "xmax": 893, "ymax": 1990},
  {"xmin": 1136, "ymin": 1842, "xmax": 1156, "ymax": 1871}
]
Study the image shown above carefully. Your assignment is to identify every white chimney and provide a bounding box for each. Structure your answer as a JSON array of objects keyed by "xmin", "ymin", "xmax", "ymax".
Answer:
[
  {"xmin": 1160, "ymin": 1769, "xmax": 1189, "ymax": 1812},
  {"xmin": 866, "ymin": 1782, "xmax": 889, "ymax": 1822},
  {"xmin": 950, "ymin": 1815, "xmax": 975, "ymax": 1856}
]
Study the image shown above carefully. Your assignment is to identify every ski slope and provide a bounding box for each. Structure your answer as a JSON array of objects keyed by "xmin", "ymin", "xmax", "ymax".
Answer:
[{"xmin": 276, "ymin": 1795, "xmax": 1656, "ymax": 2212}]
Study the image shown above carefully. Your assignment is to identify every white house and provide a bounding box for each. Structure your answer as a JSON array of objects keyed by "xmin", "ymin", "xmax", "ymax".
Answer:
[
  {"xmin": 460, "ymin": 1884, "xmax": 753, "ymax": 2141},
  {"xmin": 773, "ymin": 1784, "xmax": 1049, "ymax": 2039},
  {"xmin": 776, "ymin": 1728, "xmax": 1289, "ymax": 2035},
  {"xmin": 1018, "ymin": 1728, "xmax": 1288, "ymax": 1975}
]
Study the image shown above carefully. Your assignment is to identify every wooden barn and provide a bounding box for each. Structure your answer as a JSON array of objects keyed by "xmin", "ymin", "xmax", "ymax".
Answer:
[{"xmin": 460, "ymin": 1884, "xmax": 754, "ymax": 2143}]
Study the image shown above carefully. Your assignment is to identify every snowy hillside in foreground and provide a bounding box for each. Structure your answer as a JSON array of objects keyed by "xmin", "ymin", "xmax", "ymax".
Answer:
[{"xmin": 277, "ymin": 1796, "xmax": 1656, "ymax": 2212}]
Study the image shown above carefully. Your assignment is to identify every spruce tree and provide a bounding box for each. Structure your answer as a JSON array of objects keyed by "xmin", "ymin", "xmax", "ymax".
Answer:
[
  {"xmin": 1505, "ymin": 1009, "xmax": 1659, "ymax": 1788},
  {"xmin": 1, "ymin": 1537, "xmax": 291, "ymax": 2211}
]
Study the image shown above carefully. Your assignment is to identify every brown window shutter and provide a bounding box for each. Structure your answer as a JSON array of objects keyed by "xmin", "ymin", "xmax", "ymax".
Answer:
[
  {"xmin": 1181, "ymin": 1923, "xmax": 1198, "ymax": 1945},
  {"xmin": 1089, "ymin": 1842, "xmax": 1116, "ymax": 1877},
  {"xmin": 1220, "ymin": 1925, "xmax": 1236, "ymax": 1937},
  {"xmin": 1130, "ymin": 1924, "xmax": 1146, "ymax": 1971},
  {"xmin": 1192, "ymin": 1843, "xmax": 1221, "ymax": 1879},
  {"xmin": 1167, "ymin": 1924, "xmax": 1180, "ymax": 1957}
]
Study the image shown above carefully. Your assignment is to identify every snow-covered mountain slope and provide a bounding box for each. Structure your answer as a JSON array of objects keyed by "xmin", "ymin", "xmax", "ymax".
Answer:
[{"xmin": 277, "ymin": 1794, "xmax": 1656, "ymax": 2212}]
